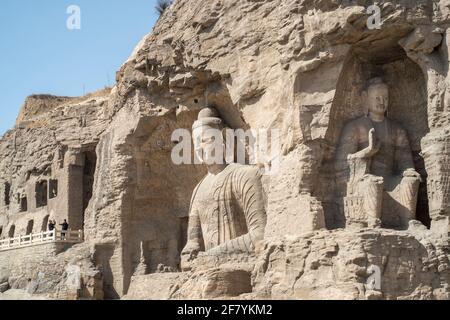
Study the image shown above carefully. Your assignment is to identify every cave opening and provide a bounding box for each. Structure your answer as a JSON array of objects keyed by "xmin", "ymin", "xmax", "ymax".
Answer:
[
  {"xmin": 178, "ymin": 217, "xmax": 189, "ymax": 256},
  {"xmin": 8, "ymin": 225, "xmax": 15, "ymax": 238},
  {"xmin": 26, "ymin": 220, "xmax": 34, "ymax": 235},
  {"xmin": 42, "ymin": 215, "xmax": 50, "ymax": 232},
  {"xmin": 4, "ymin": 182, "xmax": 10, "ymax": 206},
  {"xmin": 49, "ymin": 179, "xmax": 58, "ymax": 199},
  {"xmin": 35, "ymin": 180, "xmax": 48, "ymax": 208},
  {"xmin": 83, "ymin": 151, "xmax": 97, "ymax": 213},
  {"xmin": 68, "ymin": 148, "xmax": 97, "ymax": 232},
  {"xmin": 20, "ymin": 197, "xmax": 28, "ymax": 212}
]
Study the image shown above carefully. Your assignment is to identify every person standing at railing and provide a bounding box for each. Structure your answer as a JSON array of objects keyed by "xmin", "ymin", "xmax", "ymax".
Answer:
[
  {"xmin": 48, "ymin": 220, "xmax": 56, "ymax": 232},
  {"xmin": 46, "ymin": 220, "xmax": 56, "ymax": 239},
  {"xmin": 60, "ymin": 219, "xmax": 69, "ymax": 240}
]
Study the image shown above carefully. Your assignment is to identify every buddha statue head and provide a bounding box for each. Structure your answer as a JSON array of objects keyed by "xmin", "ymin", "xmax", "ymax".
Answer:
[
  {"xmin": 192, "ymin": 107, "xmax": 227, "ymax": 166},
  {"xmin": 363, "ymin": 77, "xmax": 389, "ymax": 118}
]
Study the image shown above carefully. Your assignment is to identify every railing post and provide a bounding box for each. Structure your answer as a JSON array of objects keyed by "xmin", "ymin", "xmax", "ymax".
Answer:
[
  {"xmin": 78, "ymin": 229, "xmax": 83, "ymax": 241},
  {"xmin": 18, "ymin": 235, "xmax": 21, "ymax": 247}
]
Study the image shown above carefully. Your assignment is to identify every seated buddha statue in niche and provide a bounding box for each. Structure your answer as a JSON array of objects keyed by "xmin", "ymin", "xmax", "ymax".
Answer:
[{"xmin": 336, "ymin": 77, "xmax": 421, "ymax": 229}]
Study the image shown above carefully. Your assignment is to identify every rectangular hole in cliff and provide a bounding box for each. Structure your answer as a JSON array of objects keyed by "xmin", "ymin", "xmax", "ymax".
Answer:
[
  {"xmin": 178, "ymin": 217, "xmax": 189, "ymax": 255},
  {"xmin": 0, "ymin": 227, "xmax": 3, "ymax": 238},
  {"xmin": 20, "ymin": 197, "xmax": 28, "ymax": 212},
  {"xmin": 4, "ymin": 182, "xmax": 10, "ymax": 206},
  {"xmin": 41, "ymin": 215, "xmax": 50, "ymax": 232},
  {"xmin": 49, "ymin": 179, "xmax": 58, "ymax": 199},
  {"xmin": 83, "ymin": 151, "xmax": 97, "ymax": 212},
  {"xmin": 26, "ymin": 220, "xmax": 34, "ymax": 235},
  {"xmin": 35, "ymin": 180, "xmax": 48, "ymax": 208},
  {"xmin": 8, "ymin": 225, "xmax": 15, "ymax": 238},
  {"xmin": 413, "ymin": 152, "xmax": 431, "ymax": 228}
]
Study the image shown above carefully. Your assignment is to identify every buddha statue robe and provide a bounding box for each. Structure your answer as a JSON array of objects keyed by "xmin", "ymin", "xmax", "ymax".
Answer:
[{"xmin": 184, "ymin": 163, "xmax": 267, "ymax": 256}]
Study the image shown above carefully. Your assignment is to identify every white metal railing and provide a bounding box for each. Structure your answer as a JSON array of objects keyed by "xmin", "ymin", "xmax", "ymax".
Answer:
[{"xmin": 0, "ymin": 229, "xmax": 83, "ymax": 252}]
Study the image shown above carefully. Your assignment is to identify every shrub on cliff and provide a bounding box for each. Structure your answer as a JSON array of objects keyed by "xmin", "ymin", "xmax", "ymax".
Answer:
[{"xmin": 156, "ymin": 0, "xmax": 173, "ymax": 16}]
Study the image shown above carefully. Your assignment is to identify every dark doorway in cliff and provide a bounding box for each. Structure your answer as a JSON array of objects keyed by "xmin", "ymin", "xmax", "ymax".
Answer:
[
  {"xmin": 35, "ymin": 180, "xmax": 48, "ymax": 208},
  {"xmin": 8, "ymin": 225, "xmax": 15, "ymax": 238},
  {"xmin": 178, "ymin": 217, "xmax": 189, "ymax": 256},
  {"xmin": 0, "ymin": 227, "xmax": 3, "ymax": 238},
  {"xmin": 49, "ymin": 180, "xmax": 58, "ymax": 199},
  {"xmin": 42, "ymin": 215, "xmax": 50, "ymax": 232},
  {"xmin": 68, "ymin": 148, "xmax": 97, "ymax": 232},
  {"xmin": 20, "ymin": 197, "xmax": 28, "ymax": 212},
  {"xmin": 83, "ymin": 151, "xmax": 96, "ymax": 212},
  {"xmin": 321, "ymin": 43, "xmax": 430, "ymax": 229},
  {"xmin": 66, "ymin": 148, "xmax": 96, "ymax": 232},
  {"xmin": 26, "ymin": 220, "xmax": 34, "ymax": 235},
  {"xmin": 4, "ymin": 182, "xmax": 10, "ymax": 206}
]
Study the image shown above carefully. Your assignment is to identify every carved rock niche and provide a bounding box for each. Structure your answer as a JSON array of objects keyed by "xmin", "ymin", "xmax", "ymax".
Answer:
[{"xmin": 320, "ymin": 43, "xmax": 430, "ymax": 231}]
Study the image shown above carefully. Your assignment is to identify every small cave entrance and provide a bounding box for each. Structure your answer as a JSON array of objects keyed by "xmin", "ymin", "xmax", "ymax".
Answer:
[
  {"xmin": 319, "ymin": 43, "xmax": 430, "ymax": 229},
  {"xmin": 4, "ymin": 182, "xmax": 10, "ymax": 206},
  {"xmin": 67, "ymin": 148, "xmax": 97, "ymax": 231},
  {"xmin": 20, "ymin": 197, "xmax": 28, "ymax": 212},
  {"xmin": 0, "ymin": 226, "xmax": 3, "ymax": 238},
  {"xmin": 83, "ymin": 151, "xmax": 97, "ymax": 213},
  {"xmin": 49, "ymin": 180, "xmax": 58, "ymax": 199},
  {"xmin": 178, "ymin": 217, "xmax": 189, "ymax": 255},
  {"xmin": 26, "ymin": 220, "xmax": 34, "ymax": 235},
  {"xmin": 35, "ymin": 180, "xmax": 48, "ymax": 208},
  {"xmin": 8, "ymin": 225, "xmax": 15, "ymax": 238},
  {"xmin": 42, "ymin": 215, "xmax": 50, "ymax": 232}
]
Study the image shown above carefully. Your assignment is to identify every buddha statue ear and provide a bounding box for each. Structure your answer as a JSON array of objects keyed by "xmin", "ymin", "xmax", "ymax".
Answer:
[{"xmin": 361, "ymin": 90, "xmax": 369, "ymax": 116}]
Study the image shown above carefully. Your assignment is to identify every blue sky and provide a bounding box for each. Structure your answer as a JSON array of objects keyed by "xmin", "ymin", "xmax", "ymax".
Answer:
[{"xmin": 0, "ymin": 0, "xmax": 160, "ymax": 135}]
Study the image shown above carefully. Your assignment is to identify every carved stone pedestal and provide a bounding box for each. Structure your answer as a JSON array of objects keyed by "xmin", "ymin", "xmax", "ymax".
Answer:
[{"xmin": 125, "ymin": 252, "xmax": 257, "ymax": 300}]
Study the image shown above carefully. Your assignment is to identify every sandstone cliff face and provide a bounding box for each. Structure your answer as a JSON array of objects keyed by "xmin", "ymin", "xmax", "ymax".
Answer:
[
  {"xmin": 0, "ymin": 89, "xmax": 111, "ymax": 299},
  {"xmin": 1, "ymin": 0, "xmax": 450, "ymax": 300},
  {"xmin": 0, "ymin": 89, "xmax": 111, "ymax": 236}
]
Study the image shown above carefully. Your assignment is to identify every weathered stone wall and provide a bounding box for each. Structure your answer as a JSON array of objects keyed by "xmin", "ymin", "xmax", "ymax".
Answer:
[
  {"xmin": 101, "ymin": 0, "xmax": 449, "ymax": 299},
  {"xmin": 0, "ymin": 242, "xmax": 102, "ymax": 300},
  {"xmin": 0, "ymin": 89, "xmax": 110, "ymax": 241},
  {"xmin": 1, "ymin": 0, "xmax": 450, "ymax": 300},
  {"xmin": 0, "ymin": 90, "xmax": 110, "ymax": 298},
  {"xmin": 123, "ymin": 226, "xmax": 449, "ymax": 300},
  {"xmin": 0, "ymin": 243, "xmax": 73, "ymax": 288},
  {"xmin": 253, "ymin": 226, "xmax": 449, "ymax": 300}
]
